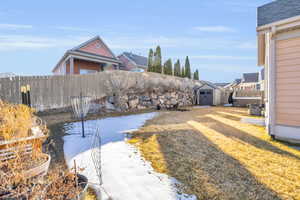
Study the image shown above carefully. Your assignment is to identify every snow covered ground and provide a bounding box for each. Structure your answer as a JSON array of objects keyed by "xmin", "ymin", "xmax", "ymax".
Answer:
[
  {"xmin": 241, "ymin": 117, "xmax": 265, "ymax": 126},
  {"xmin": 63, "ymin": 113, "xmax": 197, "ymax": 200}
]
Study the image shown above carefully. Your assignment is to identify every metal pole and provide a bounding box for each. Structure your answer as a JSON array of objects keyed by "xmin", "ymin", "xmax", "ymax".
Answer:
[
  {"xmin": 80, "ymin": 92, "xmax": 85, "ymax": 138},
  {"xmin": 26, "ymin": 85, "xmax": 31, "ymax": 107},
  {"xmin": 21, "ymin": 86, "xmax": 25, "ymax": 105}
]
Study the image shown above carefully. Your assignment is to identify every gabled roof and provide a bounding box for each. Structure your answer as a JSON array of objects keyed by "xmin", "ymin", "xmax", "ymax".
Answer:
[
  {"xmin": 194, "ymin": 81, "xmax": 221, "ymax": 90},
  {"xmin": 224, "ymin": 79, "xmax": 242, "ymax": 89},
  {"xmin": 52, "ymin": 36, "xmax": 120, "ymax": 72},
  {"xmin": 214, "ymin": 83, "xmax": 230, "ymax": 87},
  {"xmin": 242, "ymin": 73, "xmax": 259, "ymax": 83},
  {"xmin": 258, "ymin": 0, "xmax": 300, "ymax": 27},
  {"xmin": 71, "ymin": 35, "xmax": 118, "ymax": 60},
  {"xmin": 121, "ymin": 52, "xmax": 148, "ymax": 67}
]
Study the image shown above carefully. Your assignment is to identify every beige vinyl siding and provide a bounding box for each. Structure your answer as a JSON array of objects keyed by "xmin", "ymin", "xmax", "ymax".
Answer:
[{"xmin": 276, "ymin": 37, "xmax": 300, "ymax": 126}]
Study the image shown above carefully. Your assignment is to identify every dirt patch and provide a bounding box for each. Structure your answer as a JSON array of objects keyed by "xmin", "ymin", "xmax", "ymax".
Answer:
[{"xmin": 129, "ymin": 106, "xmax": 300, "ymax": 200}]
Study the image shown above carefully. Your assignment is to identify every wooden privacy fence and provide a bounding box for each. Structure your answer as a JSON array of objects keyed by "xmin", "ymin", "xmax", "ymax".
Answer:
[
  {"xmin": 0, "ymin": 73, "xmax": 107, "ymax": 111},
  {"xmin": 0, "ymin": 71, "xmax": 203, "ymax": 112}
]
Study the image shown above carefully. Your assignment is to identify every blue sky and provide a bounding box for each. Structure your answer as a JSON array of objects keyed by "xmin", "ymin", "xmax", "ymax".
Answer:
[{"xmin": 0, "ymin": 0, "xmax": 271, "ymax": 82}]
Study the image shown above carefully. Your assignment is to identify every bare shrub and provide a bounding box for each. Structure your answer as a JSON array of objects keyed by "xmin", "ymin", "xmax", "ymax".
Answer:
[
  {"xmin": 0, "ymin": 101, "xmax": 85, "ymax": 199},
  {"xmin": 105, "ymin": 71, "xmax": 134, "ymax": 111},
  {"xmin": 0, "ymin": 100, "xmax": 35, "ymax": 140}
]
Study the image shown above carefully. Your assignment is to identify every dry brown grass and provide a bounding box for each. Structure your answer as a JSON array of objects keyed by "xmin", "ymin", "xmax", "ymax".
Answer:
[
  {"xmin": 0, "ymin": 100, "xmax": 35, "ymax": 140},
  {"xmin": 85, "ymin": 187, "xmax": 98, "ymax": 200},
  {"xmin": 129, "ymin": 107, "xmax": 300, "ymax": 200},
  {"xmin": 0, "ymin": 101, "xmax": 87, "ymax": 199}
]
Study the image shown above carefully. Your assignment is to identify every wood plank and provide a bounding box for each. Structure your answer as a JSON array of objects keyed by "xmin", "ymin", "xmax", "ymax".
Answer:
[
  {"xmin": 277, "ymin": 71, "xmax": 300, "ymax": 79},
  {"xmin": 277, "ymin": 90, "xmax": 300, "ymax": 96},
  {"xmin": 277, "ymin": 66, "xmax": 300, "ymax": 73},
  {"xmin": 277, "ymin": 38, "xmax": 300, "ymax": 49},
  {"xmin": 277, "ymin": 103, "xmax": 300, "ymax": 109},
  {"xmin": 277, "ymin": 59, "xmax": 300, "ymax": 66},
  {"xmin": 276, "ymin": 84, "xmax": 300, "ymax": 90},
  {"xmin": 277, "ymin": 107, "xmax": 300, "ymax": 114},
  {"xmin": 276, "ymin": 95, "xmax": 300, "ymax": 101},
  {"xmin": 276, "ymin": 78, "xmax": 300, "ymax": 84},
  {"xmin": 276, "ymin": 52, "xmax": 300, "ymax": 61},
  {"xmin": 276, "ymin": 113, "xmax": 300, "ymax": 121},
  {"xmin": 276, "ymin": 119, "xmax": 300, "ymax": 126},
  {"xmin": 277, "ymin": 99, "xmax": 300, "ymax": 103},
  {"xmin": 276, "ymin": 46, "xmax": 300, "ymax": 55}
]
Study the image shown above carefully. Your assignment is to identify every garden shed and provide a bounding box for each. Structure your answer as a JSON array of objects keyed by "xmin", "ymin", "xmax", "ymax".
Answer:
[{"xmin": 194, "ymin": 82, "xmax": 223, "ymax": 106}]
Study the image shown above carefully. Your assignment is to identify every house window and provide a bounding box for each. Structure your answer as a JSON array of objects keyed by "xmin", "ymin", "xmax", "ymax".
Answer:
[{"xmin": 80, "ymin": 69, "xmax": 97, "ymax": 74}]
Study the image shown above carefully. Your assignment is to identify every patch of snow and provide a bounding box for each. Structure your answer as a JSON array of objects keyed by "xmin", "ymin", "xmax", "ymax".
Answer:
[
  {"xmin": 193, "ymin": 106, "xmax": 211, "ymax": 108},
  {"xmin": 241, "ymin": 117, "xmax": 265, "ymax": 126},
  {"xmin": 63, "ymin": 113, "xmax": 197, "ymax": 200}
]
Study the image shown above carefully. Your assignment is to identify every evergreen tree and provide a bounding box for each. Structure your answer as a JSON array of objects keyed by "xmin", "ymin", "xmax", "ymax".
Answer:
[
  {"xmin": 154, "ymin": 46, "xmax": 162, "ymax": 73},
  {"xmin": 163, "ymin": 59, "xmax": 173, "ymax": 75},
  {"xmin": 181, "ymin": 65, "xmax": 185, "ymax": 78},
  {"xmin": 147, "ymin": 49, "xmax": 154, "ymax": 72},
  {"xmin": 174, "ymin": 59, "xmax": 181, "ymax": 77},
  {"xmin": 193, "ymin": 69, "xmax": 199, "ymax": 80},
  {"xmin": 184, "ymin": 56, "xmax": 191, "ymax": 79},
  {"xmin": 163, "ymin": 61, "xmax": 167, "ymax": 75}
]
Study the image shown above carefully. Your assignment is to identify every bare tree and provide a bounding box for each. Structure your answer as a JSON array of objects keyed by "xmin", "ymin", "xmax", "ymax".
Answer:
[{"xmin": 105, "ymin": 72, "xmax": 133, "ymax": 111}]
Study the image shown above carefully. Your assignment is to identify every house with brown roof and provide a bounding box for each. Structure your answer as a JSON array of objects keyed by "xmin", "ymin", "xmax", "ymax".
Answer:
[
  {"xmin": 52, "ymin": 36, "xmax": 121, "ymax": 75},
  {"xmin": 257, "ymin": 0, "xmax": 300, "ymax": 142},
  {"xmin": 118, "ymin": 52, "xmax": 148, "ymax": 72}
]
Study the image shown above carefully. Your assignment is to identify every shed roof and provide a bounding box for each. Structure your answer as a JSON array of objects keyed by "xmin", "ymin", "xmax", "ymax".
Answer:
[
  {"xmin": 194, "ymin": 81, "xmax": 220, "ymax": 90},
  {"xmin": 214, "ymin": 83, "xmax": 230, "ymax": 87},
  {"xmin": 258, "ymin": 0, "xmax": 300, "ymax": 26},
  {"xmin": 242, "ymin": 73, "xmax": 259, "ymax": 83}
]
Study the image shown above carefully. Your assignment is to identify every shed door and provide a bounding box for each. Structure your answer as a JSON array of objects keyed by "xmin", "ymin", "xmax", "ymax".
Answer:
[
  {"xmin": 199, "ymin": 89, "xmax": 213, "ymax": 105},
  {"xmin": 276, "ymin": 37, "xmax": 300, "ymax": 126}
]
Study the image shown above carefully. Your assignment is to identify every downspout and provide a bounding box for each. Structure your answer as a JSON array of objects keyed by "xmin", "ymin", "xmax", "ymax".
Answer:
[{"xmin": 268, "ymin": 26, "xmax": 277, "ymax": 138}]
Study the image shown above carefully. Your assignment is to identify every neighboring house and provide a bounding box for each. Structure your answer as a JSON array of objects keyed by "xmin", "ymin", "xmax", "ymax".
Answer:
[
  {"xmin": 224, "ymin": 79, "xmax": 242, "ymax": 91},
  {"xmin": 118, "ymin": 52, "xmax": 148, "ymax": 72},
  {"xmin": 0, "ymin": 72, "xmax": 15, "ymax": 78},
  {"xmin": 238, "ymin": 73, "xmax": 260, "ymax": 91},
  {"xmin": 52, "ymin": 36, "xmax": 121, "ymax": 75},
  {"xmin": 257, "ymin": 0, "xmax": 300, "ymax": 142}
]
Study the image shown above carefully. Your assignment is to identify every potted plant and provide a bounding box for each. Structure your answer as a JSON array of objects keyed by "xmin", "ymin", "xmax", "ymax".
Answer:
[
  {"xmin": 0, "ymin": 101, "xmax": 52, "ymax": 198},
  {"xmin": 44, "ymin": 170, "xmax": 89, "ymax": 200}
]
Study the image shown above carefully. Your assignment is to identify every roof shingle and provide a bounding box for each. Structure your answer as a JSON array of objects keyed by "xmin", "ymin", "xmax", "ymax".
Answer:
[
  {"xmin": 258, "ymin": 0, "xmax": 300, "ymax": 26},
  {"xmin": 243, "ymin": 73, "xmax": 259, "ymax": 83},
  {"xmin": 123, "ymin": 52, "xmax": 148, "ymax": 67}
]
